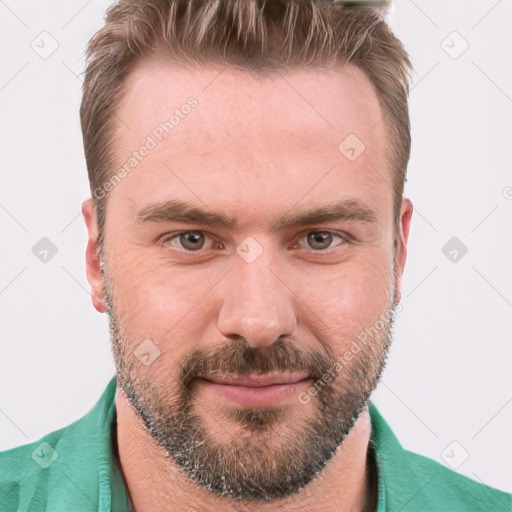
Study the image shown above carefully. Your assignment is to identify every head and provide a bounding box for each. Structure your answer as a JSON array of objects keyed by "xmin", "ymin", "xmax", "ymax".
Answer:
[{"xmin": 81, "ymin": 0, "xmax": 413, "ymax": 504}]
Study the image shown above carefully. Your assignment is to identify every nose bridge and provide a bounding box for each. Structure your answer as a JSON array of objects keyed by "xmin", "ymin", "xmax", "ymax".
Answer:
[{"xmin": 217, "ymin": 247, "xmax": 296, "ymax": 348}]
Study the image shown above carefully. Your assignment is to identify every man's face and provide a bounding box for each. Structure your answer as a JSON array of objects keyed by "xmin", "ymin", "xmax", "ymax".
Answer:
[{"xmin": 84, "ymin": 60, "xmax": 411, "ymax": 502}]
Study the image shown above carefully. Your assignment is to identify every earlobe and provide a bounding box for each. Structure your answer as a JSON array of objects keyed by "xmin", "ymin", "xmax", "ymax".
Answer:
[
  {"xmin": 393, "ymin": 197, "xmax": 414, "ymax": 304},
  {"xmin": 82, "ymin": 199, "xmax": 106, "ymax": 313}
]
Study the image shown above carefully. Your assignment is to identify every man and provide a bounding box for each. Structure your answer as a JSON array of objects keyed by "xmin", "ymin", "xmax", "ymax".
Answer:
[{"xmin": 1, "ymin": 0, "xmax": 510, "ymax": 511}]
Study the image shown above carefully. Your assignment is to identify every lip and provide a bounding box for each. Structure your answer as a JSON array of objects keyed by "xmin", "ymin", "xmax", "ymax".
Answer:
[
  {"xmin": 197, "ymin": 372, "xmax": 311, "ymax": 408},
  {"xmin": 203, "ymin": 372, "xmax": 311, "ymax": 387}
]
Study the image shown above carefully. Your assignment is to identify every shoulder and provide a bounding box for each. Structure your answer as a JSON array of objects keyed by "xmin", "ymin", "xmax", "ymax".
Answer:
[
  {"xmin": 0, "ymin": 422, "xmax": 76, "ymax": 510},
  {"xmin": 400, "ymin": 447, "xmax": 511, "ymax": 511},
  {"xmin": 0, "ymin": 377, "xmax": 119, "ymax": 511},
  {"xmin": 369, "ymin": 402, "xmax": 511, "ymax": 512}
]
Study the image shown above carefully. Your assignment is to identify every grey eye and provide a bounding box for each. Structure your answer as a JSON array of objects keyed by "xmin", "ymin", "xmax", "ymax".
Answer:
[
  {"xmin": 306, "ymin": 231, "xmax": 334, "ymax": 250},
  {"xmin": 179, "ymin": 232, "xmax": 206, "ymax": 251}
]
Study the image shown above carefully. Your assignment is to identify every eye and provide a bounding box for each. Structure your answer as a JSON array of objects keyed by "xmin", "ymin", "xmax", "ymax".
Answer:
[
  {"xmin": 161, "ymin": 231, "xmax": 220, "ymax": 252},
  {"xmin": 296, "ymin": 230, "xmax": 347, "ymax": 251},
  {"xmin": 160, "ymin": 230, "xmax": 347, "ymax": 254}
]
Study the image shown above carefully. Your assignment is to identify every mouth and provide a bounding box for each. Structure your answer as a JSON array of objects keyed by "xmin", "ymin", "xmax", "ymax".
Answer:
[
  {"xmin": 203, "ymin": 371, "xmax": 311, "ymax": 387},
  {"xmin": 196, "ymin": 372, "xmax": 311, "ymax": 408}
]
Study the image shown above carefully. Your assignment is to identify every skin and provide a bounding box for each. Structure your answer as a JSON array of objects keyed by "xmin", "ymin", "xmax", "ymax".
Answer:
[{"xmin": 82, "ymin": 59, "xmax": 413, "ymax": 511}]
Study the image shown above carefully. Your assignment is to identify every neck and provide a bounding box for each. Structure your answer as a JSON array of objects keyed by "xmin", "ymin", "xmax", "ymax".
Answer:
[{"xmin": 115, "ymin": 387, "xmax": 376, "ymax": 512}]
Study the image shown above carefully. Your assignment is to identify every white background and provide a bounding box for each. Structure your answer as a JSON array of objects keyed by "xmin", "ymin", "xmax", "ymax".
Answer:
[{"xmin": 1, "ymin": 0, "xmax": 511, "ymax": 494}]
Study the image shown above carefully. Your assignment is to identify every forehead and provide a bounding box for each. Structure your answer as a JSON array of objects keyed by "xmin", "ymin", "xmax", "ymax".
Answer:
[
  {"xmin": 108, "ymin": 58, "xmax": 391, "ymax": 226},
  {"xmin": 117, "ymin": 57, "xmax": 386, "ymax": 144}
]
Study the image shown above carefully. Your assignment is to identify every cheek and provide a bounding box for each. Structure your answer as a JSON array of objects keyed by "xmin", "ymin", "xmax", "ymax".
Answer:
[
  {"xmin": 107, "ymin": 250, "xmax": 218, "ymax": 348},
  {"xmin": 296, "ymin": 256, "xmax": 393, "ymax": 350}
]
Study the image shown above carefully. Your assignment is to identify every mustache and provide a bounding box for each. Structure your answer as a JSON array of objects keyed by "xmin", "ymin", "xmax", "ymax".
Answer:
[{"xmin": 178, "ymin": 338, "xmax": 335, "ymax": 387}]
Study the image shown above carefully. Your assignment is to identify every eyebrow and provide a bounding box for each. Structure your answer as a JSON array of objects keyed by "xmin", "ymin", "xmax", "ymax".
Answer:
[{"xmin": 136, "ymin": 198, "xmax": 378, "ymax": 231}]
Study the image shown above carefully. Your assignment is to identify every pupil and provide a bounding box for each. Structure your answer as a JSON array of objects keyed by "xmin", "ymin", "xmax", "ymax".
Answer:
[
  {"xmin": 308, "ymin": 231, "xmax": 332, "ymax": 249},
  {"xmin": 181, "ymin": 232, "xmax": 204, "ymax": 250}
]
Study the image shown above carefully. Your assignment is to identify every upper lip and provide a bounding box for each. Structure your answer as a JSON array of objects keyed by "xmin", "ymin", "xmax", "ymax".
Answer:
[{"xmin": 203, "ymin": 372, "xmax": 311, "ymax": 388}]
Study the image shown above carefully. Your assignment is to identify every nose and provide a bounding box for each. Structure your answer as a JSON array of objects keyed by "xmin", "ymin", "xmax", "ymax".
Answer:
[{"xmin": 217, "ymin": 251, "xmax": 297, "ymax": 349}]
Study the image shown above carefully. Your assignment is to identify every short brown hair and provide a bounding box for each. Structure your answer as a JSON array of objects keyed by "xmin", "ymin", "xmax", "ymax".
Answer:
[{"xmin": 80, "ymin": 0, "xmax": 411, "ymax": 247}]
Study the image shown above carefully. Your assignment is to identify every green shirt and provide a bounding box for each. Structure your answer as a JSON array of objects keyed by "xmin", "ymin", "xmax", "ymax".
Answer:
[{"xmin": 1, "ymin": 377, "xmax": 510, "ymax": 511}]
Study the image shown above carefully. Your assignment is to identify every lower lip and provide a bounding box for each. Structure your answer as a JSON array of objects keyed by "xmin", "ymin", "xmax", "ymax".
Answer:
[{"xmin": 198, "ymin": 379, "xmax": 310, "ymax": 408}]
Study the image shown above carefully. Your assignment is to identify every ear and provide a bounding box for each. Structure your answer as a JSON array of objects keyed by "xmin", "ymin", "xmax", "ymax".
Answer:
[
  {"xmin": 393, "ymin": 197, "xmax": 413, "ymax": 305},
  {"xmin": 82, "ymin": 198, "xmax": 106, "ymax": 313}
]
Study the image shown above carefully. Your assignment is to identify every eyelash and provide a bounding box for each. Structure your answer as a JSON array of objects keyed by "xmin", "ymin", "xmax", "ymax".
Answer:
[{"xmin": 160, "ymin": 230, "xmax": 350, "ymax": 254}]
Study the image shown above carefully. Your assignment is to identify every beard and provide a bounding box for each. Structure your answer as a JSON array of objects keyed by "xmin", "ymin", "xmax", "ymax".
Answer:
[{"xmin": 101, "ymin": 261, "xmax": 396, "ymax": 503}]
